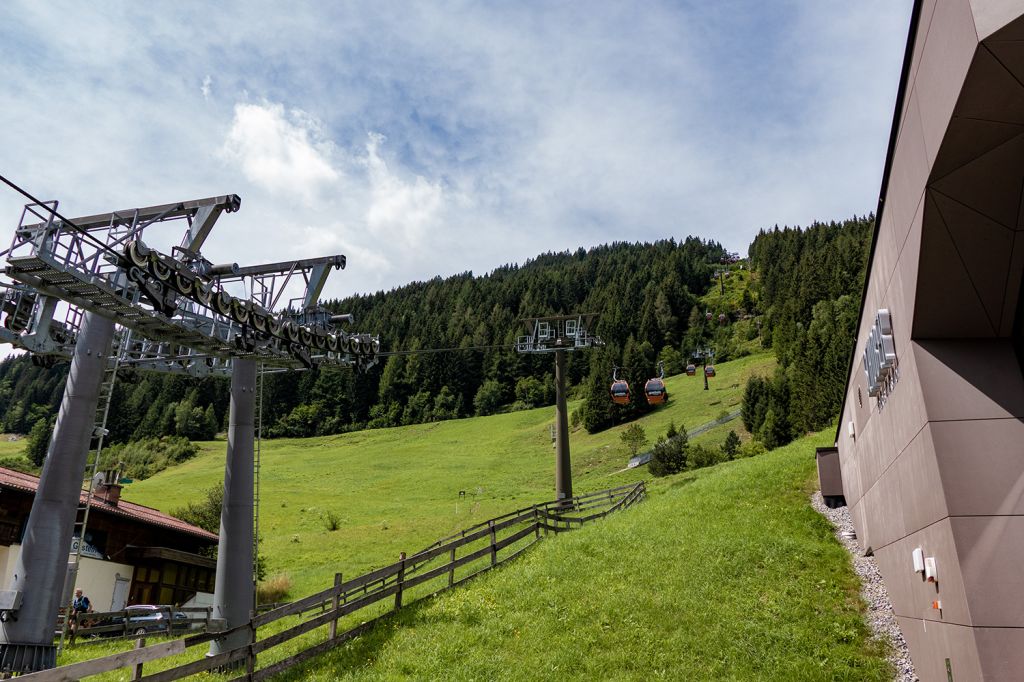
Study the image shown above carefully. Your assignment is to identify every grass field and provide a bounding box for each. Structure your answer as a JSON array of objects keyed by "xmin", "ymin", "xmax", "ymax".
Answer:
[
  {"xmin": 123, "ymin": 352, "xmax": 775, "ymax": 597},
  {"xmin": 276, "ymin": 430, "xmax": 890, "ymax": 681},
  {"xmin": 51, "ymin": 351, "xmax": 893, "ymax": 679}
]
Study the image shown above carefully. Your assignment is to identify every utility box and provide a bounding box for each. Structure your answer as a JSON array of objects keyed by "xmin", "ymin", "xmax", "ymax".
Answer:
[{"xmin": 815, "ymin": 446, "xmax": 846, "ymax": 508}]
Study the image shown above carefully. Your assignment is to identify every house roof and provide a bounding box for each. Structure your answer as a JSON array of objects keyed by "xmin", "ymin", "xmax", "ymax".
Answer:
[{"xmin": 0, "ymin": 467, "xmax": 218, "ymax": 542}]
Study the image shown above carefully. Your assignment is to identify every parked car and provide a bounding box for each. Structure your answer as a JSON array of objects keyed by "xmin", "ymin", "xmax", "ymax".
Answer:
[{"xmin": 111, "ymin": 605, "xmax": 190, "ymax": 636}]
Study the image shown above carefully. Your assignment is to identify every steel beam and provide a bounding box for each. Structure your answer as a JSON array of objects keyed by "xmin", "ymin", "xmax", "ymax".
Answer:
[
  {"xmin": 0, "ymin": 312, "xmax": 115, "ymax": 673},
  {"xmin": 209, "ymin": 359, "xmax": 256, "ymax": 660},
  {"xmin": 554, "ymin": 349, "xmax": 572, "ymax": 502}
]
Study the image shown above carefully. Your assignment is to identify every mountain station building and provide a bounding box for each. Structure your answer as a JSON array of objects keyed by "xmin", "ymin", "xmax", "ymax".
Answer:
[
  {"xmin": 0, "ymin": 467, "xmax": 218, "ymax": 612},
  {"xmin": 834, "ymin": 1, "xmax": 1024, "ymax": 678}
]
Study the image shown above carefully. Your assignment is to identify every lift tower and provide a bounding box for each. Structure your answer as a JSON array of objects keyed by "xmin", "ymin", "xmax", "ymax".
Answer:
[
  {"xmin": 0, "ymin": 193, "xmax": 379, "ymax": 672},
  {"xmin": 516, "ymin": 315, "xmax": 602, "ymax": 503}
]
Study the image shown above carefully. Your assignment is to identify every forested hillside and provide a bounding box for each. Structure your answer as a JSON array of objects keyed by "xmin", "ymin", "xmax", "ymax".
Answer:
[
  {"xmin": 0, "ymin": 237, "xmax": 731, "ymax": 447},
  {"xmin": 0, "ymin": 214, "xmax": 874, "ymax": 460},
  {"xmin": 741, "ymin": 216, "xmax": 873, "ymax": 447}
]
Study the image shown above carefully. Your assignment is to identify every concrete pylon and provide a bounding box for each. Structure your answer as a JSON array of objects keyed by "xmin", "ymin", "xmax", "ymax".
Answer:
[
  {"xmin": 209, "ymin": 358, "xmax": 255, "ymax": 659},
  {"xmin": 554, "ymin": 349, "xmax": 572, "ymax": 502},
  {"xmin": 0, "ymin": 312, "xmax": 115, "ymax": 673}
]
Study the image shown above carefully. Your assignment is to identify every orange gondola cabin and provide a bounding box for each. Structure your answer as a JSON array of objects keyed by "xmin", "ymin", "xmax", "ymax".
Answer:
[
  {"xmin": 644, "ymin": 378, "xmax": 667, "ymax": 405},
  {"xmin": 610, "ymin": 380, "xmax": 631, "ymax": 404}
]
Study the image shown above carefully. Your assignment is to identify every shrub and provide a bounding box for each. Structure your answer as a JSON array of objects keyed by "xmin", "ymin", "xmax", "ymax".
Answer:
[
  {"xmin": 321, "ymin": 510, "xmax": 342, "ymax": 532},
  {"xmin": 25, "ymin": 418, "xmax": 52, "ymax": 467},
  {"xmin": 649, "ymin": 436, "xmax": 686, "ymax": 477},
  {"xmin": 473, "ymin": 380, "xmax": 505, "ymax": 416},
  {"xmin": 722, "ymin": 430, "xmax": 741, "ymax": 459},
  {"xmin": 0, "ymin": 456, "xmax": 36, "ymax": 474},
  {"xmin": 104, "ymin": 436, "xmax": 199, "ymax": 480},
  {"xmin": 257, "ymin": 573, "xmax": 292, "ymax": 605},
  {"xmin": 620, "ymin": 424, "xmax": 648, "ymax": 457},
  {"xmin": 688, "ymin": 443, "xmax": 725, "ymax": 470},
  {"xmin": 736, "ymin": 440, "xmax": 767, "ymax": 459}
]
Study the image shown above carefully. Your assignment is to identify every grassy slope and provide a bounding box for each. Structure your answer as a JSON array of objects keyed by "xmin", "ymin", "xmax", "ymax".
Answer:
[
  {"xmin": 280, "ymin": 430, "xmax": 889, "ymax": 681},
  {"xmin": 124, "ymin": 352, "xmax": 775, "ymax": 596}
]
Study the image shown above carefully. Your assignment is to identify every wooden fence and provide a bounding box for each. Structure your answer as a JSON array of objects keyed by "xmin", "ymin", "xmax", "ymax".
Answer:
[{"xmin": 23, "ymin": 481, "xmax": 645, "ymax": 681}]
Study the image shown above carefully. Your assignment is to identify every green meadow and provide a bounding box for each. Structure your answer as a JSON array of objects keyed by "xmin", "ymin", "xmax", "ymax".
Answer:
[
  {"xmin": 279, "ymin": 430, "xmax": 889, "ymax": 681},
  {"xmin": 125, "ymin": 352, "xmax": 775, "ymax": 597},
  {"xmin": 53, "ymin": 351, "xmax": 893, "ymax": 679}
]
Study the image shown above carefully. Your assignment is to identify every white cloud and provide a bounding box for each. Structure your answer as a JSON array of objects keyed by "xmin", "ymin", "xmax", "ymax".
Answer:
[
  {"xmin": 221, "ymin": 102, "xmax": 340, "ymax": 202},
  {"xmin": 0, "ymin": 0, "xmax": 915, "ymax": 310},
  {"xmin": 364, "ymin": 133, "xmax": 445, "ymax": 247}
]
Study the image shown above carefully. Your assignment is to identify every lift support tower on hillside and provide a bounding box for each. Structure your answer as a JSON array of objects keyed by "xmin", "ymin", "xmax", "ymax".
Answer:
[
  {"xmin": 516, "ymin": 315, "xmax": 602, "ymax": 503},
  {"xmin": 0, "ymin": 191, "xmax": 379, "ymax": 673}
]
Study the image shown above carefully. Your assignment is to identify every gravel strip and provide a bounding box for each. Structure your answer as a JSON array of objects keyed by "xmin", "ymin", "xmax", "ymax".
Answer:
[{"xmin": 810, "ymin": 492, "xmax": 918, "ymax": 682}]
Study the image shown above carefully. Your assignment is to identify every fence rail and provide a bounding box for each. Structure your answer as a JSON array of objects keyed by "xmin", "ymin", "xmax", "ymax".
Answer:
[
  {"xmin": 58, "ymin": 607, "xmax": 223, "ymax": 645},
  {"xmin": 24, "ymin": 481, "xmax": 645, "ymax": 681}
]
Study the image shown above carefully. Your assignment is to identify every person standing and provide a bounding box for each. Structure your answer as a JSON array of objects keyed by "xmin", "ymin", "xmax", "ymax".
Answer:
[{"xmin": 71, "ymin": 588, "xmax": 92, "ymax": 633}]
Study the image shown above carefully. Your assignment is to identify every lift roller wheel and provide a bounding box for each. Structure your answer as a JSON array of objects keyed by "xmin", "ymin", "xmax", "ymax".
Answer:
[
  {"xmin": 149, "ymin": 252, "xmax": 173, "ymax": 282},
  {"xmin": 251, "ymin": 311, "xmax": 269, "ymax": 333},
  {"xmin": 193, "ymin": 280, "xmax": 213, "ymax": 307},
  {"xmin": 174, "ymin": 271, "xmax": 195, "ymax": 296},
  {"xmin": 214, "ymin": 291, "xmax": 233, "ymax": 317},
  {"xmin": 230, "ymin": 298, "xmax": 251, "ymax": 325},
  {"xmin": 125, "ymin": 240, "xmax": 151, "ymax": 268}
]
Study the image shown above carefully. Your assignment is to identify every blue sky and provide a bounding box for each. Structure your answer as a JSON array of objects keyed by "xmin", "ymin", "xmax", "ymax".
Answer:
[{"xmin": 0, "ymin": 1, "xmax": 913, "ymax": 302}]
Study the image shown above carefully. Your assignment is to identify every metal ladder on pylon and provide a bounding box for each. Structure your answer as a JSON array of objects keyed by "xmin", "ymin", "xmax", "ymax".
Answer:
[
  {"xmin": 253, "ymin": 362, "xmax": 264, "ymax": 610},
  {"xmin": 57, "ymin": 327, "xmax": 130, "ymax": 652}
]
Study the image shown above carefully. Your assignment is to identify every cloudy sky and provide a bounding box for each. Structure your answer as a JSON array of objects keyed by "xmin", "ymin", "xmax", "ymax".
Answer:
[{"xmin": 0, "ymin": 1, "xmax": 913, "ymax": 302}]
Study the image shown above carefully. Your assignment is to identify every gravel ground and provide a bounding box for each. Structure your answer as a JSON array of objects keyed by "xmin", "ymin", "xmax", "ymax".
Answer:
[{"xmin": 810, "ymin": 492, "xmax": 918, "ymax": 682}]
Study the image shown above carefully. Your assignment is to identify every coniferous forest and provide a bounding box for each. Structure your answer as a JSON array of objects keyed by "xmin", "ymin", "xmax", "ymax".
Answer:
[
  {"xmin": 0, "ymin": 237, "xmax": 726, "ymax": 443},
  {"xmin": 0, "ymin": 216, "xmax": 873, "ymax": 463}
]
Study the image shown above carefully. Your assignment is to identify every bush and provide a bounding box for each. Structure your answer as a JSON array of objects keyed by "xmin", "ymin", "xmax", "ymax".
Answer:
[
  {"xmin": 257, "ymin": 573, "xmax": 292, "ymax": 605},
  {"xmin": 321, "ymin": 510, "xmax": 342, "ymax": 532},
  {"xmin": 25, "ymin": 418, "xmax": 52, "ymax": 467},
  {"xmin": 0, "ymin": 456, "xmax": 36, "ymax": 474},
  {"xmin": 688, "ymin": 443, "xmax": 725, "ymax": 470},
  {"xmin": 722, "ymin": 430, "xmax": 741, "ymax": 459},
  {"xmin": 473, "ymin": 380, "xmax": 505, "ymax": 416},
  {"xmin": 104, "ymin": 436, "xmax": 199, "ymax": 480},
  {"xmin": 736, "ymin": 440, "xmax": 767, "ymax": 459},
  {"xmin": 649, "ymin": 436, "xmax": 687, "ymax": 477},
  {"xmin": 620, "ymin": 424, "xmax": 648, "ymax": 457}
]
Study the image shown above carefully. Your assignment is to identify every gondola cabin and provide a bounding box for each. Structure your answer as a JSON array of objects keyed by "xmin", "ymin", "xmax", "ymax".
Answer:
[
  {"xmin": 644, "ymin": 378, "xmax": 667, "ymax": 405},
  {"xmin": 610, "ymin": 380, "xmax": 631, "ymax": 405},
  {"xmin": 685, "ymin": 364, "xmax": 696, "ymax": 376},
  {"xmin": 718, "ymin": 313, "xmax": 727, "ymax": 324},
  {"xmin": 705, "ymin": 311, "xmax": 713, "ymax": 321},
  {"xmin": 704, "ymin": 365, "xmax": 716, "ymax": 378}
]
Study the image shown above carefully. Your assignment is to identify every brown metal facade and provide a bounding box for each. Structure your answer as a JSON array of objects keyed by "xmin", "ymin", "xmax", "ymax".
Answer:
[{"xmin": 838, "ymin": 2, "xmax": 1024, "ymax": 679}]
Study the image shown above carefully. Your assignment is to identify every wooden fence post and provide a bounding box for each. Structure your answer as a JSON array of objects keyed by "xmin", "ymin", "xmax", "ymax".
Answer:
[
  {"xmin": 129, "ymin": 636, "xmax": 146, "ymax": 681},
  {"xmin": 246, "ymin": 608, "xmax": 257, "ymax": 679},
  {"xmin": 448, "ymin": 546, "xmax": 456, "ymax": 587},
  {"xmin": 488, "ymin": 520, "xmax": 497, "ymax": 567},
  {"xmin": 205, "ymin": 605, "xmax": 212, "ymax": 632},
  {"xmin": 329, "ymin": 573, "xmax": 342, "ymax": 640},
  {"xmin": 395, "ymin": 552, "xmax": 407, "ymax": 610}
]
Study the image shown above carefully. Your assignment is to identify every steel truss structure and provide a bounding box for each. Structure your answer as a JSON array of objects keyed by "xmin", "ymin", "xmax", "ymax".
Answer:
[
  {"xmin": 0, "ymin": 192, "xmax": 379, "ymax": 673},
  {"xmin": 514, "ymin": 314, "xmax": 601, "ymax": 354},
  {"xmin": 515, "ymin": 314, "xmax": 602, "ymax": 504},
  {"xmin": 1, "ymin": 194, "xmax": 379, "ymax": 374}
]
